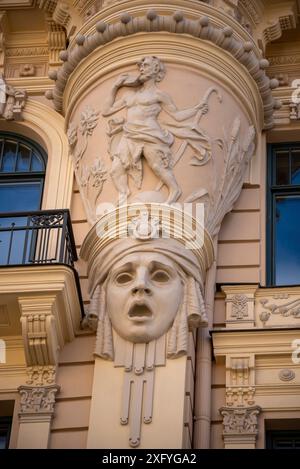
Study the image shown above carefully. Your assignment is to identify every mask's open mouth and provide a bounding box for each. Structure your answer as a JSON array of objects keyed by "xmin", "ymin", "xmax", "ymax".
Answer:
[{"xmin": 128, "ymin": 303, "xmax": 152, "ymax": 319}]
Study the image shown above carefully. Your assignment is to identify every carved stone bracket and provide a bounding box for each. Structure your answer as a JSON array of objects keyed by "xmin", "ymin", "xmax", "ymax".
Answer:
[
  {"xmin": 46, "ymin": 18, "xmax": 66, "ymax": 70},
  {"xmin": 222, "ymin": 285, "xmax": 258, "ymax": 328},
  {"xmin": 26, "ymin": 365, "xmax": 57, "ymax": 387},
  {"xmin": 18, "ymin": 384, "xmax": 60, "ymax": 423},
  {"xmin": 225, "ymin": 355, "xmax": 255, "ymax": 407},
  {"xmin": 18, "ymin": 295, "xmax": 61, "ymax": 367},
  {"xmin": 220, "ymin": 405, "xmax": 261, "ymax": 448}
]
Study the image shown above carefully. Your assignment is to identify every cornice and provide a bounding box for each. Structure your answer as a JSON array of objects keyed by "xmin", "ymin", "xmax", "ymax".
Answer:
[{"xmin": 47, "ymin": 2, "xmax": 279, "ymax": 129}]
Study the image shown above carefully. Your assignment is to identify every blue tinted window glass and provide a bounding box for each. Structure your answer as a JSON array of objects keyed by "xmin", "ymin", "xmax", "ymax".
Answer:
[
  {"xmin": 1, "ymin": 141, "xmax": 17, "ymax": 172},
  {"xmin": 30, "ymin": 152, "xmax": 44, "ymax": 171},
  {"xmin": 16, "ymin": 144, "xmax": 31, "ymax": 172},
  {"xmin": 275, "ymin": 195, "xmax": 300, "ymax": 285},
  {"xmin": 0, "ymin": 182, "xmax": 42, "ymax": 212},
  {"xmin": 0, "ymin": 182, "xmax": 42, "ymax": 265}
]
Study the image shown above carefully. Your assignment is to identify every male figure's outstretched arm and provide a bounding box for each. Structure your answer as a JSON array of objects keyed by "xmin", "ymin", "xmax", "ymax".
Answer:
[{"xmin": 159, "ymin": 91, "xmax": 208, "ymax": 122}]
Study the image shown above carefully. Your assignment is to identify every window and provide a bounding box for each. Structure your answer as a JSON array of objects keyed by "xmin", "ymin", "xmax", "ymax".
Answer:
[
  {"xmin": 0, "ymin": 417, "xmax": 12, "ymax": 449},
  {"xmin": 0, "ymin": 133, "xmax": 46, "ymax": 265},
  {"xmin": 266, "ymin": 430, "xmax": 300, "ymax": 449},
  {"xmin": 0, "ymin": 400, "xmax": 14, "ymax": 449},
  {"xmin": 267, "ymin": 143, "xmax": 300, "ymax": 285},
  {"xmin": 0, "ymin": 133, "xmax": 46, "ymax": 213}
]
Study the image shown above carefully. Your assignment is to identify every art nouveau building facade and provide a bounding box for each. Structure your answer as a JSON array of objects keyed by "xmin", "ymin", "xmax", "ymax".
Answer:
[{"xmin": 0, "ymin": 0, "xmax": 300, "ymax": 450}]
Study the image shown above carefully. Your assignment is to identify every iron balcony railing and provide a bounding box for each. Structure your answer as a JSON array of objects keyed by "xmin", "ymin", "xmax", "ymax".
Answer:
[{"xmin": 0, "ymin": 210, "xmax": 77, "ymax": 267}]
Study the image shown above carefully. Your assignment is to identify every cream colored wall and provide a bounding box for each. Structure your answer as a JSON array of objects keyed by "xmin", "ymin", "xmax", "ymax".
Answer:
[
  {"xmin": 49, "ymin": 334, "xmax": 95, "ymax": 449},
  {"xmin": 217, "ymin": 185, "xmax": 262, "ymax": 285}
]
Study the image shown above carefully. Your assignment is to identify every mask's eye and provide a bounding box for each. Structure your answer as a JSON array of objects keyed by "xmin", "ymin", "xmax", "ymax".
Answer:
[
  {"xmin": 115, "ymin": 272, "xmax": 134, "ymax": 285},
  {"xmin": 151, "ymin": 270, "xmax": 170, "ymax": 283}
]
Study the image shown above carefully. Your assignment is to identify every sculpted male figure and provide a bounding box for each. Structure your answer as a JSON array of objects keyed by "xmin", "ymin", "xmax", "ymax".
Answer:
[
  {"xmin": 0, "ymin": 73, "xmax": 27, "ymax": 121},
  {"xmin": 102, "ymin": 56, "xmax": 210, "ymax": 204}
]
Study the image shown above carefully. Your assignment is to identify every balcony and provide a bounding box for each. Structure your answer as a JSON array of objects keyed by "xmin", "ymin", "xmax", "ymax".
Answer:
[
  {"xmin": 0, "ymin": 210, "xmax": 77, "ymax": 267},
  {"xmin": 0, "ymin": 210, "xmax": 83, "ymax": 370}
]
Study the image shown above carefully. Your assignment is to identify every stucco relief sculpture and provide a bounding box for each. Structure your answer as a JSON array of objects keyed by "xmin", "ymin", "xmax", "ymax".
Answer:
[
  {"xmin": 102, "ymin": 56, "xmax": 219, "ymax": 205},
  {"xmin": 67, "ymin": 106, "xmax": 108, "ymax": 216},
  {"xmin": 0, "ymin": 73, "xmax": 27, "ymax": 121},
  {"xmin": 220, "ymin": 405, "xmax": 261, "ymax": 435},
  {"xmin": 82, "ymin": 204, "xmax": 213, "ymax": 447}
]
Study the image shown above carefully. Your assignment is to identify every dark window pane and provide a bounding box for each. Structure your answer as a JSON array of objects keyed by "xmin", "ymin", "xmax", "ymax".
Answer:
[
  {"xmin": 291, "ymin": 149, "xmax": 300, "ymax": 185},
  {"xmin": 0, "ymin": 436, "xmax": 7, "ymax": 449},
  {"xmin": 0, "ymin": 181, "xmax": 42, "ymax": 212},
  {"xmin": 1, "ymin": 141, "xmax": 17, "ymax": 172},
  {"xmin": 16, "ymin": 144, "xmax": 31, "ymax": 172},
  {"xmin": 30, "ymin": 152, "xmax": 44, "ymax": 171},
  {"xmin": 0, "ymin": 416, "xmax": 12, "ymax": 449},
  {"xmin": 267, "ymin": 430, "xmax": 300, "ymax": 449},
  {"xmin": 275, "ymin": 195, "xmax": 300, "ymax": 285}
]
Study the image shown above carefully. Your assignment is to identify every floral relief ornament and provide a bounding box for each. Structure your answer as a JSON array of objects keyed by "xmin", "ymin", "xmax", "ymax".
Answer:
[
  {"xmin": 260, "ymin": 298, "xmax": 300, "ymax": 319},
  {"xmin": 67, "ymin": 106, "xmax": 108, "ymax": 218}
]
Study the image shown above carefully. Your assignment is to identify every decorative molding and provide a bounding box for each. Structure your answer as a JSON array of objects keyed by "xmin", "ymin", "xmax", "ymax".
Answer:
[
  {"xmin": 0, "ymin": 265, "xmax": 82, "ymax": 367},
  {"xmin": 26, "ymin": 366, "xmax": 56, "ymax": 386},
  {"xmin": 226, "ymin": 386, "xmax": 255, "ymax": 407},
  {"xmin": 52, "ymin": 2, "xmax": 71, "ymax": 28},
  {"xmin": 74, "ymin": 0, "xmax": 103, "ymax": 21},
  {"xmin": 229, "ymin": 294, "xmax": 249, "ymax": 319},
  {"xmin": 6, "ymin": 47, "xmax": 49, "ymax": 58},
  {"xmin": 222, "ymin": 285, "xmax": 300, "ymax": 328},
  {"xmin": 220, "ymin": 405, "xmax": 261, "ymax": 433},
  {"xmin": 46, "ymin": 19, "xmax": 66, "ymax": 70},
  {"xmin": 18, "ymin": 295, "xmax": 62, "ymax": 367},
  {"xmin": 47, "ymin": 6, "xmax": 279, "ymax": 129},
  {"xmin": 260, "ymin": 297, "xmax": 300, "ymax": 323},
  {"xmin": 115, "ymin": 336, "xmax": 166, "ymax": 448},
  {"xmin": 239, "ymin": 0, "xmax": 262, "ymax": 25},
  {"xmin": 19, "ymin": 384, "xmax": 59, "ymax": 415},
  {"xmin": 225, "ymin": 355, "xmax": 255, "ymax": 406},
  {"xmin": 220, "ymin": 405, "xmax": 261, "ymax": 447},
  {"xmin": 279, "ymin": 369, "xmax": 296, "ymax": 382},
  {"xmin": 13, "ymin": 99, "xmax": 73, "ymax": 209},
  {"xmin": 19, "ymin": 64, "xmax": 36, "ymax": 77}
]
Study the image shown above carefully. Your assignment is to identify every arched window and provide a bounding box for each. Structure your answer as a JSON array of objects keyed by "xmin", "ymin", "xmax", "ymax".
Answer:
[
  {"xmin": 0, "ymin": 132, "xmax": 46, "ymax": 213},
  {"xmin": 0, "ymin": 133, "xmax": 47, "ymax": 265}
]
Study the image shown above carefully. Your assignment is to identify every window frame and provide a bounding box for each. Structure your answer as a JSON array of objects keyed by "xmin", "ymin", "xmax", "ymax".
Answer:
[
  {"xmin": 0, "ymin": 132, "xmax": 47, "ymax": 215},
  {"xmin": 267, "ymin": 142, "xmax": 300, "ymax": 286}
]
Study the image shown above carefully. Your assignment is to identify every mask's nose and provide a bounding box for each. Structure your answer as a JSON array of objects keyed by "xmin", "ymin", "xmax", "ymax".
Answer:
[{"xmin": 131, "ymin": 267, "xmax": 152, "ymax": 296}]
